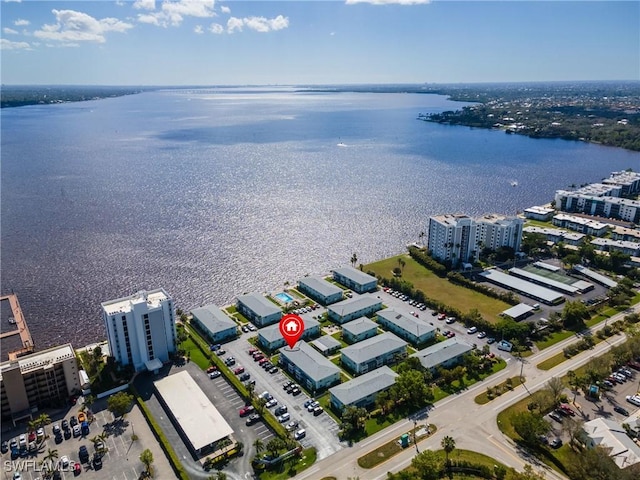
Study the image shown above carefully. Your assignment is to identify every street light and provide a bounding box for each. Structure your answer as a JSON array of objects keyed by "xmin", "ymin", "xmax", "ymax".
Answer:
[{"xmin": 413, "ymin": 419, "xmax": 419, "ymax": 454}]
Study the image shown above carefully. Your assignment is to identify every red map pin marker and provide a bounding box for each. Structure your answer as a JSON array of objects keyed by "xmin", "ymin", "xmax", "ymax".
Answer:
[{"xmin": 279, "ymin": 314, "xmax": 305, "ymax": 349}]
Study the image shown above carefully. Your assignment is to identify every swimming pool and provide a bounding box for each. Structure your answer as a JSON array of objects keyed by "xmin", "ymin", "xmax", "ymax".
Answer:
[{"xmin": 275, "ymin": 292, "xmax": 294, "ymax": 304}]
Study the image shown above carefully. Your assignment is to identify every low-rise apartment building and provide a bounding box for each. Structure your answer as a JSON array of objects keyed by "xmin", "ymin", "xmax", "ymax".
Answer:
[
  {"xmin": 298, "ymin": 276, "xmax": 344, "ymax": 305},
  {"xmin": 278, "ymin": 341, "xmax": 341, "ymax": 393},
  {"xmin": 340, "ymin": 332, "xmax": 407, "ymax": 375},
  {"xmin": 329, "ymin": 366, "xmax": 398, "ymax": 411},
  {"xmin": 342, "ymin": 317, "xmax": 378, "ymax": 344},
  {"xmin": 327, "ymin": 295, "xmax": 382, "ymax": 324},
  {"xmin": 236, "ymin": 293, "xmax": 282, "ymax": 328},
  {"xmin": 376, "ymin": 309, "xmax": 435, "ymax": 346},
  {"xmin": 332, "ymin": 267, "xmax": 378, "ymax": 294},
  {"xmin": 191, "ymin": 305, "xmax": 238, "ymax": 344}
]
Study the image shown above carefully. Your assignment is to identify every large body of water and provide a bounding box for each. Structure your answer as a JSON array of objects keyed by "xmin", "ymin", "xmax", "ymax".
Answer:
[{"xmin": 2, "ymin": 87, "xmax": 639, "ymax": 349}]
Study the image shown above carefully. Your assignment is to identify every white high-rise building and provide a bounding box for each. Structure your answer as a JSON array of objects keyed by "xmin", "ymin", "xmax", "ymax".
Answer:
[
  {"xmin": 476, "ymin": 215, "xmax": 524, "ymax": 252},
  {"xmin": 427, "ymin": 214, "xmax": 477, "ymax": 265},
  {"xmin": 102, "ymin": 289, "xmax": 176, "ymax": 372},
  {"xmin": 427, "ymin": 214, "xmax": 523, "ymax": 266}
]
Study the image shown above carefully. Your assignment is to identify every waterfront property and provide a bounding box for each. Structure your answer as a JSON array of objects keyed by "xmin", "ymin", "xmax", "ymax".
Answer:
[
  {"xmin": 524, "ymin": 205, "xmax": 555, "ymax": 221},
  {"xmin": 236, "ymin": 292, "xmax": 282, "ymax": 328},
  {"xmin": 411, "ymin": 338, "xmax": 473, "ymax": 374},
  {"xmin": 311, "ymin": 335, "xmax": 342, "ymax": 356},
  {"xmin": 340, "ymin": 332, "xmax": 408, "ymax": 375},
  {"xmin": 342, "ymin": 317, "xmax": 378, "ymax": 344},
  {"xmin": 376, "ymin": 309, "xmax": 436, "ymax": 346},
  {"xmin": 0, "ymin": 344, "xmax": 81, "ymax": 424},
  {"xmin": 523, "ymin": 226, "xmax": 585, "ymax": 246},
  {"xmin": 327, "ymin": 295, "xmax": 383, "ymax": 324},
  {"xmin": 258, "ymin": 317, "xmax": 321, "ymax": 351},
  {"xmin": 554, "ymin": 191, "xmax": 640, "ymax": 224},
  {"xmin": 611, "ymin": 226, "xmax": 640, "ymax": 242},
  {"xmin": 191, "ymin": 304, "xmax": 238, "ymax": 344},
  {"xmin": 278, "ymin": 341, "xmax": 341, "ymax": 393},
  {"xmin": 332, "ymin": 266, "xmax": 378, "ymax": 294},
  {"xmin": 479, "ymin": 269, "xmax": 565, "ymax": 305},
  {"xmin": 591, "ymin": 238, "xmax": 640, "ymax": 257},
  {"xmin": 298, "ymin": 276, "xmax": 344, "ymax": 305},
  {"xmin": 101, "ymin": 289, "xmax": 177, "ymax": 372},
  {"xmin": 552, "ymin": 213, "xmax": 609, "ymax": 237},
  {"xmin": 602, "ymin": 170, "xmax": 640, "ymax": 196},
  {"xmin": 154, "ymin": 371, "xmax": 234, "ymax": 459},
  {"xmin": 329, "ymin": 366, "xmax": 398, "ymax": 411}
]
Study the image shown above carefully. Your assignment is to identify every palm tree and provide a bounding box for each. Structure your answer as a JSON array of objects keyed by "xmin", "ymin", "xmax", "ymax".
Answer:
[
  {"xmin": 36, "ymin": 413, "xmax": 51, "ymax": 428},
  {"xmin": 28, "ymin": 419, "xmax": 39, "ymax": 432},
  {"xmin": 42, "ymin": 448, "xmax": 59, "ymax": 475},
  {"xmin": 253, "ymin": 438, "xmax": 264, "ymax": 456},
  {"xmin": 350, "ymin": 253, "xmax": 358, "ymax": 268},
  {"xmin": 441, "ymin": 436, "xmax": 456, "ymax": 467},
  {"xmin": 418, "ymin": 231, "xmax": 425, "ymax": 246},
  {"xmin": 398, "ymin": 258, "xmax": 406, "ymax": 274}
]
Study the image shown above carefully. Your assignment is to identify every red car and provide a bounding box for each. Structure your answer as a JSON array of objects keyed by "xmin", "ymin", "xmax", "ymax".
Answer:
[
  {"xmin": 239, "ymin": 405, "xmax": 255, "ymax": 417},
  {"xmin": 253, "ymin": 354, "xmax": 264, "ymax": 362},
  {"xmin": 559, "ymin": 404, "xmax": 575, "ymax": 416},
  {"xmin": 234, "ymin": 366, "xmax": 245, "ymax": 375},
  {"xmin": 248, "ymin": 348, "xmax": 258, "ymax": 355},
  {"xmin": 73, "ymin": 463, "xmax": 81, "ymax": 475},
  {"xmin": 206, "ymin": 366, "xmax": 217, "ymax": 373}
]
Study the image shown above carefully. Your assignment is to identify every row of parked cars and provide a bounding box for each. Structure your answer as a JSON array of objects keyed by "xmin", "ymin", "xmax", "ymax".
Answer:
[
  {"xmin": 293, "ymin": 304, "xmax": 319, "ymax": 315},
  {"xmin": 383, "ymin": 288, "xmax": 428, "ymax": 311}
]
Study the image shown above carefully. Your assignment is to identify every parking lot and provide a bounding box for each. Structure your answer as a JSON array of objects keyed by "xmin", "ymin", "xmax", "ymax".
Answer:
[
  {"xmin": 1, "ymin": 396, "xmax": 173, "ymax": 480},
  {"xmin": 544, "ymin": 362, "xmax": 640, "ymax": 448},
  {"xmin": 218, "ymin": 330, "xmax": 344, "ymax": 461}
]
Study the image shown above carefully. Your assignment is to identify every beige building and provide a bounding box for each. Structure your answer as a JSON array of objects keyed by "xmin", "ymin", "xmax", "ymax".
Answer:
[{"xmin": 1, "ymin": 344, "xmax": 81, "ymax": 424}]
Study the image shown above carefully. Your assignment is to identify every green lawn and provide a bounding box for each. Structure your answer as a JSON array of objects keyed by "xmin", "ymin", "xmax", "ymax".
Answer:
[
  {"xmin": 392, "ymin": 449, "xmax": 511, "ymax": 480},
  {"xmin": 225, "ymin": 305, "xmax": 237, "ymax": 314},
  {"xmin": 329, "ymin": 332, "xmax": 349, "ymax": 348},
  {"xmin": 257, "ymin": 448, "xmax": 317, "ymax": 480},
  {"xmin": 233, "ymin": 312, "xmax": 250, "ymax": 324},
  {"xmin": 537, "ymin": 352, "xmax": 568, "ymax": 371},
  {"xmin": 180, "ymin": 338, "xmax": 209, "ymax": 370},
  {"xmin": 357, "ymin": 424, "xmax": 437, "ymax": 469},
  {"xmin": 432, "ymin": 359, "xmax": 507, "ymax": 402},
  {"xmin": 474, "ymin": 376, "xmax": 525, "ymax": 404},
  {"xmin": 366, "ymin": 255, "xmax": 511, "ymax": 323}
]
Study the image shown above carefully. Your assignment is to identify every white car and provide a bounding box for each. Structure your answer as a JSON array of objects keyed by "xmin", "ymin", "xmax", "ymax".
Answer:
[
  {"xmin": 265, "ymin": 399, "xmax": 278, "ymax": 408},
  {"xmin": 294, "ymin": 428, "xmax": 306, "ymax": 440},
  {"xmin": 477, "ymin": 331, "xmax": 487, "ymax": 339},
  {"xmin": 209, "ymin": 371, "xmax": 221, "ymax": 379},
  {"xmin": 626, "ymin": 395, "xmax": 640, "ymax": 407},
  {"xmin": 277, "ymin": 413, "xmax": 290, "ymax": 423},
  {"xmin": 467, "ymin": 326, "xmax": 478, "ymax": 334},
  {"xmin": 60, "ymin": 455, "xmax": 70, "ymax": 468}
]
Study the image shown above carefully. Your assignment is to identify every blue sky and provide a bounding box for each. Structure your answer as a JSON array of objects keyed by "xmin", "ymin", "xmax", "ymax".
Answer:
[{"xmin": 1, "ymin": 1, "xmax": 638, "ymax": 85}]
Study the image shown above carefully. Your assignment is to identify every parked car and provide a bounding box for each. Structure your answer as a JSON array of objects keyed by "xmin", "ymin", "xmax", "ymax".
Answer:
[
  {"xmin": 36, "ymin": 427, "xmax": 45, "ymax": 441},
  {"xmin": 241, "ymin": 325, "xmax": 250, "ymax": 333},
  {"xmin": 265, "ymin": 399, "xmax": 278, "ymax": 408},
  {"xmin": 277, "ymin": 413, "xmax": 291, "ymax": 423},
  {"xmin": 274, "ymin": 406, "xmax": 288, "ymax": 416},
  {"xmin": 70, "ymin": 416, "xmax": 78, "ymax": 427},
  {"xmin": 559, "ymin": 404, "xmax": 575, "ymax": 416},
  {"xmin": 303, "ymin": 399, "xmax": 314, "ymax": 408},
  {"xmin": 307, "ymin": 401, "xmax": 320, "ymax": 412},
  {"xmin": 549, "ymin": 412, "xmax": 563, "ymax": 423},
  {"xmin": 73, "ymin": 425, "xmax": 82, "ymax": 438},
  {"xmin": 52, "ymin": 424, "xmax": 61, "ymax": 435},
  {"xmin": 486, "ymin": 337, "xmax": 496, "ymax": 344},
  {"xmin": 248, "ymin": 348, "xmax": 259, "ymax": 355},
  {"xmin": 225, "ymin": 357, "xmax": 236, "ymax": 366},
  {"xmin": 73, "ymin": 463, "xmax": 81, "ymax": 475},
  {"xmin": 283, "ymin": 381, "xmax": 293, "ymax": 390},
  {"xmin": 206, "ymin": 365, "xmax": 217, "ymax": 373},
  {"xmin": 1, "ymin": 441, "xmax": 8, "ymax": 454},
  {"xmin": 79, "ymin": 445, "xmax": 89, "ymax": 463},
  {"xmin": 313, "ymin": 406, "xmax": 324, "ymax": 416},
  {"xmin": 258, "ymin": 391, "xmax": 273, "ymax": 401},
  {"xmin": 209, "ymin": 370, "xmax": 221, "ymax": 379},
  {"xmin": 239, "ymin": 373, "xmax": 251, "ymax": 381},
  {"xmin": 614, "ymin": 406, "xmax": 630, "ymax": 416},
  {"xmin": 550, "ymin": 438, "xmax": 563, "ymax": 449},
  {"xmin": 210, "ymin": 344, "xmax": 222, "ymax": 351},
  {"xmin": 246, "ymin": 414, "xmax": 261, "ymax": 426},
  {"xmin": 626, "ymin": 395, "xmax": 640, "ymax": 407},
  {"xmin": 269, "ymin": 366, "xmax": 279, "ymax": 374},
  {"xmin": 291, "ymin": 387, "xmax": 301, "ymax": 396},
  {"xmin": 446, "ymin": 317, "xmax": 456, "ymax": 324},
  {"xmin": 477, "ymin": 331, "xmax": 487, "ymax": 339},
  {"xmin": 467, "ymin": 326, "xmax": 478, "ymax": 334},
  {"xmin": 286, "ymin": 420, "xmax": 299, "ymax": 431},
  {"xmin": 216, "ymin": 349, "xmax": 226, "ymax": 356},
  {"xmin": 93, "ymin": 454, "xmax": 102, "ymax": 470},
  {"xmin": 294, "ymin": 429, "xmax": 306, "ymax": 440},
  {"xmin": 239, "ymin": 406, "xmax": 255, "ymax": 417},
  {"xmin": 233, "ymin": 366, "xmax": 245, "ymax": 375},
  {"xmin": 248, "ymin": 324, "xmax": 257, "ymax": 331},
  {"xmin": 602, "ymin": 380, "xmax": 614, "ymax": 389},
  {"xmin": 60, "ymin": 455, "xmax": 70, "ymax": 468}
]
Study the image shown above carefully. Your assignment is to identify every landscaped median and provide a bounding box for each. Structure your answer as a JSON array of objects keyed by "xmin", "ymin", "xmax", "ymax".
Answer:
[
  {"xmin": 357, "ymin": 424, "xmax": 437, "ymax": 469},
  {"xmin": 474, "ymin": 376, "xmax": 525, "ymax": 405}
]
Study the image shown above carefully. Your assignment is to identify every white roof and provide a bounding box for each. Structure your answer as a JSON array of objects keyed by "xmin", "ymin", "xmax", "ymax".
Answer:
[
  {"xmin": 479, "ymin": 269, "xmax": 564, "ymax": 304},
  {"xmin": 154, "ymin": 371, "xmax": 233, "ymax": 451},
  {"xmin": 574, "ymin": 265, "xmax": 618, "ymax": 288},
  {"xmin": 583, "ymin": 417, "xmax": 640, "ymax": 469},
  {"xmin": 102, "ymin": 289, "xmax": 170, "ymax": 316},
  {"xmin": 509, "ymin": 267, "xmax": 580, "ymax": 294},
  {"xmin": 502, "ymin": 303, "xmax": 534, "ymax": 319},
  {"xmin": 0, "ymin": 344, "xmax": 75, "ymax": 379}
]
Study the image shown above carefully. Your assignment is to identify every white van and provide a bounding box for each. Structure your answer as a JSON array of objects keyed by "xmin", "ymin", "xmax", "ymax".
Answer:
[{"xmin": 294, "ymin": 428, "xmax": 306, "ymax": 440}]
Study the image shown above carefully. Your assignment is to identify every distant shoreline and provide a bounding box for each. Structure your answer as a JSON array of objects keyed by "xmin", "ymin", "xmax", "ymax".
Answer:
[{"xmin": 0, "ymin": 86, "xmax": 153, "ymax": 109}]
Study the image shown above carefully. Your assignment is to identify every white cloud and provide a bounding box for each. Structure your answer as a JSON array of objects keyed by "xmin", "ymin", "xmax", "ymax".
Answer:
[
  {"xmin": 1, "ymin": 38, "xmax": 30, "ymax": 50},
  {"xmin": 14, "ymin": 19, "xmax": 30, "ymax": 26},
  {"xmin": 227, "ymin": 16, "xmax": 243, "ymax": 33},
  {"xmin": 3, "ymin": 27, "xmax": 19, "ymax": 35},
  {"xmin": 209, "ymin": 23, "xmax": 223, "ymax": 34},
  {"xmin": 194, "ymin": 24, "xmax": 203, "ymax": 34},
  {"xmin": 137, "ymin": 14, "xmax": 161, "ymax": 25},
  {"xmin": 133, "ymin": 0, "xmax": 155, "ymax": 10},
  {"xmin": 3, "ymin": 0, "xmax": 22, "ymax": 3},
  {"xmin": 136, "ymin": 0, "xmax": 216, "ymax": 27},
  {"xmin": 220, "ymin": 5, "xmax": 230, "ymax": 14},
  {"xmin": 346, "ymin": 0, "xmax": 431, "ymax": 5},
  {"xmin": 330, "ymin": 31, "xmax": 336, "ymax": 36},
  {"xmin": 34, "ymin": 9, "xmax": 133, "ymax": 44},
  {"xmin": 227, "ymin": 15, "xmax": 289, "ymax": 34}
]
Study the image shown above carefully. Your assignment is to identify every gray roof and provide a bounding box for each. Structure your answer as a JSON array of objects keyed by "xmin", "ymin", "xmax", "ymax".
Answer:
[
  {"xmin": 333, "ymin": 266, "xmax": 377, "ymax": 286},
  {"xmin": 191, "ymin": 305, "xmax": 236, "ymax": 334},
  {"xmin": 574, "ymin": 265, "xmax": 618, "ymax": 288},
  {"xmin": 502, "ymin": 303, "xmax": 534, "ymax": 319},
  {"xmin": 311, "ymin": 335, "xmax": 342, "ymax": 352},
  {"xmin": 328, "ymin": 295, "xmax": 382, "ymax": 318},
  {"xmin": 279, "ymin": 341, "xmax": 341, "ymax": 383},
  {"xmin": 341, "ymin": 332, "xmax": 407, "ymax": 364},
  {"xmin": 509, "ymin": 267, "xmax": 580, "ymax": 294},
  {"xmin": 329, "ymin": 366, "xmax": 398, "ymax": 406},
  {"xmin": 479, "ymin": 269, "xmax": 564, "ymax": 303},
  {"xmin": 237, "ymin": 293, "xmax": 282, "ymax": 318},
  {"xmin": 259, "ymin": 317, "xmax": 320, "ymax": 343},
  {"xmin": 411, "ymin": 338, "xmax": 473, "ymax": 370},
  {"xmin": 342, "ymin": 317, "xmax": 378, "ymax": 336},
  {"xmin": 377, "ymin": 309, "xmax": 436, "ymax": 338},
  {"xmin": 298, "ymin": 276, "xmax": 343, "ymax": 298}
]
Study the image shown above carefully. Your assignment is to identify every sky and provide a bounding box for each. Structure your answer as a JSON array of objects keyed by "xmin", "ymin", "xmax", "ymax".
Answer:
[{"xmin": 1, "ymin": 0, "xmax": 639, "ymax": 85}]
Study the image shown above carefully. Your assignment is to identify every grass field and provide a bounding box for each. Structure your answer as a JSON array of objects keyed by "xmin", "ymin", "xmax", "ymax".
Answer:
[
  {"xmin": 474, "ymin": 376, "xmax": 525, "ymax": 405},
  {"xmin": 366, "ymin": 255, "xmax": 511, "ymax": 322},
  {"xmin": 357, "ymin": 424, "xmax": 436, "ymax": 468}
]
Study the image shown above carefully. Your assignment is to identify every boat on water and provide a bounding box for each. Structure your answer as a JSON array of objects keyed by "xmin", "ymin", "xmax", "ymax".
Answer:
[
  {"xmin": 337, "ymin": 142, "xmax": 347, "ymax": 147},
  {"xmin": 510, "ymin": 180, "xmax": 518, "ymax": 187}
]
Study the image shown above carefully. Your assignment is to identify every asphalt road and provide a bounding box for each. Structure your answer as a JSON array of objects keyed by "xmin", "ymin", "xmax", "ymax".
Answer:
[{"xmin": 291, "ymin": 303, "xmax": 640, "ymax": 480}]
